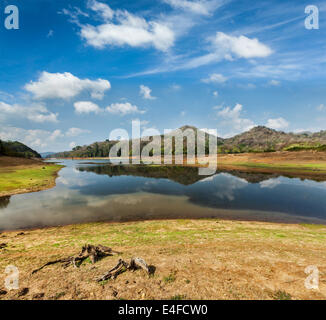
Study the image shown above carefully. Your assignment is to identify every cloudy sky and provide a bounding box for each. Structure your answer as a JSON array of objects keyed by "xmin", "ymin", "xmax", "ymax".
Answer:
[{"xmin": 1, "ymin": 0, "xmax": 326, "ymax": 152}]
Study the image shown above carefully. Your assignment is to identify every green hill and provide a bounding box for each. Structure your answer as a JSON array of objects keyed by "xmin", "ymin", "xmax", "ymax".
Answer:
[
  {"xmin": 0, "ymin": 140, "xmax": 41, "ymax": 159},
  {"xmin": 47, "ymin": 126, "xmax": 326, "ymax": 158}
]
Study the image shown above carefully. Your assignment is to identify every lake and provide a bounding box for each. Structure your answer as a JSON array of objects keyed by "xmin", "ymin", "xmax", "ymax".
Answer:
[{"xmin": 1, "ymin": 159, "xmax": 326, "ymax": 231}]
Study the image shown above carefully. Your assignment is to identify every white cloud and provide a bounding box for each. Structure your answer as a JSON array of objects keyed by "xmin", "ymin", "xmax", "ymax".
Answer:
[
  {"xmin": 212, "ymin": 32, "xmax": 273, "ymax": 59},
  {"xmin": 88, "ymin": 0, "xmax": 114, "ymax": 20},
  {"xmin": 50, "ymin": 129, "xmax": 64, "ymax": 141},
  {"xmin": 140, "ymin": 85, "xmax": 156, "ymax": 100},
  {"xmin": 202, "ymin": 73, "xmax": 227, "ymax": 84},
  {"xmin": 0, "ymin": 127, "xmax": 64, "ymax": 150},
  {"xmin": 106, "ymin": 102, "xmax": 145, "ymax": 115},
  {"xmin": 213, "ymin": 91, "xmax": 218, "ymax": 97},
  {"xmin": 269, "ymin": 79, "xmax": 280, "ymax": 86},
  {"xmin": 266, "ymin": 117, "xmax": 289, "ymax": 130},
  {"xmin": 0, "ymin": 101, "xmax": 58, "ymax": 123},
  {"xmin": 317, "ymin": 104, "xmax": 326, "ymax": 112},
  {"xmin": 163, "ymin": 0, "xmax": 223, "ymax": 16},
  {"xmin": 74, "ymin": 101, "xmax": 102, "ymax": 114},
  {"xmin": 135, "ymin": 31, "xmax": 273, "ymax": 75},
  {"xmin": 25, "ymin": 71, "xmax": 111, "ymax": 100},
  {"xmin": 80, "ymin": 1, "xmax": 175, "ymax": 52},
  {"xmin": 217, "ymin": 103, "xmax": 255, "ymax": 134},
  {"xmin": 66, "ymin": 127, "xmax": 90, "ymax": 137}
]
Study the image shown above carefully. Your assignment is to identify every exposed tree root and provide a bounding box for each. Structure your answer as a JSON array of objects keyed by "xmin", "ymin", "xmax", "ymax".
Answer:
[
  {"xmin": 32, "ymin": 244, "xmax": 120, "ymax": 274},
  {"xmin": 97, "ymin": 257, "xmax": 154, "ymax": 281}
]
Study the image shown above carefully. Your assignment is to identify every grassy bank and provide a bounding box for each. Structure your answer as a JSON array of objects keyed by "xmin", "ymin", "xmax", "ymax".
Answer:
[
  {"xmin": 221, "ymin": 162, "xmax": 326, "ymax": 173},
  {"xmin": 0, "ymin": 156, "xmax": 64, "ymax": 197},
  {"xmin": 0, "ymin": 219, "xmax": 325, "ymax": 300}
]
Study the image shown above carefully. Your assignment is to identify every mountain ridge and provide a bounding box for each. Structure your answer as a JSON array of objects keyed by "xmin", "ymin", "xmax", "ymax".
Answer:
[{"xmin": 47, "ymin": 125, "xmax": 326, "ymax": 158}]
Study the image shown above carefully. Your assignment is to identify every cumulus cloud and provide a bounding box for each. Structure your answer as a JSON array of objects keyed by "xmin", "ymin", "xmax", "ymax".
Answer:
[
  {"xmin": 212, "ymin": 32, "xmax": 273, "ymax": 59},
  {"xmin": 74, "ymin": 101, "xmax": 102, "ymax": 114},
  {"xmin": 0, "ymin": 127, "xmax": 64, "ymax": 150},
  {"xmin": 213, "ymin": 91, "xmax": 218, "ymax": 97},
  {"xmin": 106, "ymin": 102, "xmax": 145, "ymax": 115},
  {"xmin": 202, "ymin": 73, "xmax": 227, "ymax": 84},
  {"xmin": 266, "ymin": 117, "xmax": 289, "ymax": 130},
  {"xmin": 25, "ymin": 71, "xmax": 111, "ymax": 100},
  {"xmin": 140, "ymin": 85, "xmax": 156, "ymax": 100},
  {"xmin": 79, "ymin": 1, "xmax": 175, "ymax": 52},
  {"xmin": 163, "ymin": 0, "xmax": 224, "ymax": 16},
  {"xmin": 49, "ymin": 129, "xmax": 64, "ymax": 141},
  {"xmin": 0, "ymin": 101, "xmax": 58, "ymax": 123},
  {"xmin": 66, "ymin": 127, "xmax": 90, "ymax": 137},
  {"xmin": 217, "ymin": 103, "xmax": 255, "ymax": 135}
]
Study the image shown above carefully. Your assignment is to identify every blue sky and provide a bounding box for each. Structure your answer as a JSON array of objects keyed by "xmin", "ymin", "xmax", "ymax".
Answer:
[{"xmin": 1, "ymin": 0, "xmax": 326, "ymax": 152}]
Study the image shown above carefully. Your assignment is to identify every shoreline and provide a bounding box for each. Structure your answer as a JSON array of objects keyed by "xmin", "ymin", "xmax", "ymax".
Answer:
[
  {"xmin": 0, "ymin": 156, "xmax": 64, "ymax": 197},
  {"xmin": 2, "ymin": 150, "xmax": 325, "ymax": 197},
  {"xmin": 1, "ymin": 213, "xmax": 326, "ymax": 234},
  {"xmin": 52, "ymin": 150, "xmax": 326, "ymax": 175}
]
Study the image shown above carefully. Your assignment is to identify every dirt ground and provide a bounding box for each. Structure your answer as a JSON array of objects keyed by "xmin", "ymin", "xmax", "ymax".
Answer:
[
  {"xmin": 65, "ymin": 151, "xmax": 326, "ymax": 164},
  {"xmin": 0, "ymin": 219, "xmax": 325, "ymax": 300},
  {"xmin": 0, "ymin": 156, "xmax": 45, "ymax": 169},
  {"xmin": 218, "ymin": 150, "xmax": 326, "ymax": 165}
]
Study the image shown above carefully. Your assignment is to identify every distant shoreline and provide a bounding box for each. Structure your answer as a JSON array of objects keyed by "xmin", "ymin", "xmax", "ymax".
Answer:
[{"xmin": 50, "ymin": 150, "xmax": 326, "ymax": 178}]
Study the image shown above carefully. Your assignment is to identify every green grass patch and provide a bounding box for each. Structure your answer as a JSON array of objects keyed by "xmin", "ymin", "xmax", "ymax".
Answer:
[
  {"xmin": 163, "ymin": 273, "xmax": 176, "ymax": 284},
  {"xmin": 171, "ymin": 294, "xmax": 186, "ymax": 300},
  {"xmin": 231, "ymin": 162, "xmax": 326, "ymax": 172},
  {"xmin": 0, "ymin": 164, "xmax": 63, "ymax": 194},
  {"xmin": 273, "ymin": 290, "xmax": 292, "ymax": 300},
  {"xmin": 284, "ymin": 143, "xmax": 326, "ymax": 152}
]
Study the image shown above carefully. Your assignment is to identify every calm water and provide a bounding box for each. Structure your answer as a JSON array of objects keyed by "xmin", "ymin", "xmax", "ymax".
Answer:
[{"xmin": 1, "ymin": 159, "xmax": 326, "ymax": 231}]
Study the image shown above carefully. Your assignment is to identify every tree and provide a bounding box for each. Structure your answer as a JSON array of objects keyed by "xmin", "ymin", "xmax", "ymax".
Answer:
[{"xmin": 0, "ymin": 140, "xmax": 4, "ymax": 155}]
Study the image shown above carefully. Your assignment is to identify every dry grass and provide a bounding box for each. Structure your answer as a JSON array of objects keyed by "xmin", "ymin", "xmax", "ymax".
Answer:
[{"xmin": 0, "ymin": 219, "xmax": 325, "ymax": 300}]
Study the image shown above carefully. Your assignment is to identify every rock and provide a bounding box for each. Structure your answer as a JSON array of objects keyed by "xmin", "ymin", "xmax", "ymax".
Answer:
[{"xmin": 0, "ymin": 243, "xmax": 7, "ymax": 250}]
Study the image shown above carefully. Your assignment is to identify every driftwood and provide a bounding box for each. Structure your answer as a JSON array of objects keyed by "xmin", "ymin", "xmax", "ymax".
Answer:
[
  {"xmin": 0, "ymin": 243, "xmax": 7, "ymax": 250},
  {"xmin": 32, "ymin": 244, "xmax": 120, "ymax": 274},
  {"xmin": 97, "ymin": 257, "xmax": 152, "ymax": 282}
]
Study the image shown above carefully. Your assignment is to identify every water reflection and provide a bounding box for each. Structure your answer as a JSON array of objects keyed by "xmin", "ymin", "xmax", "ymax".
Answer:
[
  {"xmin": 0, "ymin": 196, "xmax": 10, "ymax": 209},
  {"xmin": 0, "ymin": 160, "xmax": 326, "ymax": 231}
]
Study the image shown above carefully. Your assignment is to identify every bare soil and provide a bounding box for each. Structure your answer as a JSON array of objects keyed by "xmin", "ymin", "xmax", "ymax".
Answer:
[
  {"xmin": 0, "ymin": 156, "xmax": 44, "ymax": 169},
  {"xmin": 0, "ymin": 219, "xmax": 325, "ymax": 300}
]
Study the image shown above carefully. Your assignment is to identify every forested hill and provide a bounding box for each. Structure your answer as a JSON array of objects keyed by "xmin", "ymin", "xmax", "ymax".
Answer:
[
  {"xmin": 0, "ymin": 140, "xmax": 41, "ymax": 159},
  {"xmin": 48, "ymin": 126, "xmax": 326, "ymax": 158}
]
